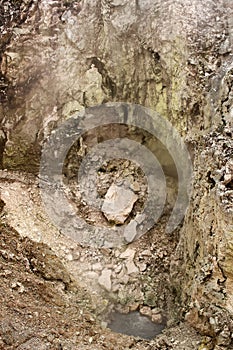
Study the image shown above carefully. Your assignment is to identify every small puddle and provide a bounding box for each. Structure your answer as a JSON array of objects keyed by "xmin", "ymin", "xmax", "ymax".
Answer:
[{"xmin": 107, "ymin": 311, "xmax": 166, "ymax": 340}]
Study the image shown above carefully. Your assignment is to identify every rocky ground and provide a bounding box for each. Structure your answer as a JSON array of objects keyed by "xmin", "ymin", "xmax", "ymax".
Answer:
[
  {"xmin": 0, "ymin": 219, "xmax": 203, "ymax": 350},
  {"xmin": 0, "ymin": 132, "xmax": 231, "ymax": 349},
  {"xmin": 0, "ymin": 168, "xmax": 177, "ymax": 316},
  {"xmin": 0, "ymin": 166, "xmax": 203, "ymax": 349}
]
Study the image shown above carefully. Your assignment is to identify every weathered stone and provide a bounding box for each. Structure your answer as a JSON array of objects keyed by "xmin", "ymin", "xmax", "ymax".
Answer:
[
  {"xmin": 92, "ymin": 262, "xmax": 103, "ymax": 271},
  {"xmin": 118, "ymin": 275, "xmax": 129, "ymax": 285},
  {"xmin": 112, "ymin": 283, "xmax": 120, "ymax": 292},
  {"xmin": 130, "ymin": 181, "xmax": 140, "ymax": 192},
  {"xmin": 175, "ymin": 128, "xmax": 233, "ymax": 338},
  {"xmin": 216, "ymin": 326, "xmax": 231, "ymax": 346},
  {"xmin": 101, "ymin": 183, "xmax": 138, "ymax": 224},
  {"xmin": 140, "ymin": 250, "xmax": 152, "ymax": 257},
  {"xmin": 138, "ymin": 263, "xmax": 147, "ymax": 272},
  {"xmin": 151, "ymin": 313, "xmax": 163, "ymax": 324},
  {"xmin": 114, "ymin": 264, "xmax": 122, "ymax": 274},
  {"xmin": 129, "ymin": 303, "xmax": 140, "ymax": 312},
  {"xmin": 119, "ymin": 248, "xmax": 135, "ymax": 260},
  {"xmin": 125, "ymin": 260, "xmax": 139, "ymax": 275},
  {"xmin": 116, "ymin": 266, "xmax": 126, "ymax": 279},
  {"xmin": 84, "ymin": 65, "xmax": 105, "ymax": 106},
  {"xmin": 124, "ymin": 220, "xmax": 137, "ymax": 243},
  {"xmin": 140, "ymin": 306, "xmax": 152, "ymax": 318},
  {"xmin": 98, "ymin": 269, "xmax": 112, "ymax": 292},
  {"xmin": 66, "ymin": 253, "xmax": 73, "ymax": 261},
  {"xmin": 85, "ymin": 271, "xmax": 99, "ymax": 280}
]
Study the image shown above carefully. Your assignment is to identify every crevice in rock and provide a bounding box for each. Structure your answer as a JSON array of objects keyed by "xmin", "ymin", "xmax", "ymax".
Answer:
[
  {"xmin": 87, "ymin": 56, "xmax": 117, "ymax": 99},
  {"xmin": 207, "ymin": 170, "xmax": 216, "ymax": 189}
]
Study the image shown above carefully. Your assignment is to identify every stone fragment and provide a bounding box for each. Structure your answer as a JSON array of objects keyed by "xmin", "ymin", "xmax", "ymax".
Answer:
[
  {"xmin": 85, "ymin": 271, "xmax": 99, "ymax": 280},
  {"xmin": 101, "ymin": 183, "xmax": 138, "ymax": 224},
  {"xmin": 98, "ymin": 269, "xmax": 112, "ymax": 292},
  {"xmin": 66, "ymin": 253, "xmax": 73, "ymax": 261},
  {"xmin": 92, "ymin": 262, "xmax": 102, "ymax": 271},
  {"xmin": 124, "ymin": 220, "xmax": 137, "ymax": 243},
  {"xmin": 141, "ymin": 249, "xmax": 152, "ymax": 257},
  {"xmin": 114, "ymin": 264, "xmax": 122, "ymax": 274},
  {"xmin": 101, "ymin": 321, "xmax": 108, "ymax": 329},
  {"xmin": 112, "ymin": 283, "xmax": 120, "ymax": 292},
  {"xmin": 135, "ymin": 213, "xmax": 146, "ymax": 224},
  {"xmin": 119, "ymin": 248, "xmax": 135, "ymax": 260},
  {"xmin": 84, "ymin": 65, "xmax": 105, "ymax": 106},
  {"xmin": 151, "ymin": 307, "xmax": 161, "ymax": 315},
  {"xmin": 138, "ymin": 262, "xmax": 147, "ymax": 272},
  {"xmin": 114, "ymin": 249, "xmax": 120, "ymax": 257},
  {"xmin": 118, "ymin": 274, "xmax": 129, "ymax": 285},
  {"xmin": 140, "ymin": 306, "xmax": 152, "ymax": 318},
  {"xmin": 129, "ymin": 302, "xmax": 140, "ymax": 311},
  {"xmin": 125, "ymin": 260, "xmax": 139, "ymax": 275},
  {"xmin": 219, "ymin": 37, "xmax": 231, "ymax": 54},
  {"xmin": 124, "ymin": 213, "xmax": 146, "ymax": 243},
  {"xmin": 151, "ymin": 313, "xmax": 163, "ymax": 324},
  {"xmin": 117, "ymin": 267, "xmax": 126, "ymax": 279},
  {"xmin": 130, "ymin": 181, "xmax": 140, "ymax": 192},
  {"xmin": 11, "ymin": 281, "xmax": 25, "ymax": 293}
]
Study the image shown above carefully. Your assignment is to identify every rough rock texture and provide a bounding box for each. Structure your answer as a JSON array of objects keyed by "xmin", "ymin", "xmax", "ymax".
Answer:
[
  {"xmin": 1, "ymin": 0, "xmax": 231, "ymax": 170},
  {"xmin": 102, "ymin": 182, "xmax": 138, "ymax": 224},
  {"xmin": 171, "ymin": 26, "xmax": 233, "ymax": 346},
  {"xmin": 0, "ymin": 170, "xmax": 178, "ymax": 323},
  {"xmin": 0, "ymin": 202, "xmax": 203, "ymax": 349},
  {"xmin": 0, "ymin": 0, "xmax": 233, "ymax": 349},
  {"xmin": 1, "ymin": 222, "xmax": 185, "ymax": 350},
  {"xmin": 172, "ymin": 126, "xmax": 233, "ymax": 347}
]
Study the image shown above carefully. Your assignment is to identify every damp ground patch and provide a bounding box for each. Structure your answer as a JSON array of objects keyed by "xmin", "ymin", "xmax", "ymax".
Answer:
[{"xmin": 107, "ymin": 310, "xmax": 166, "ymax": 340}]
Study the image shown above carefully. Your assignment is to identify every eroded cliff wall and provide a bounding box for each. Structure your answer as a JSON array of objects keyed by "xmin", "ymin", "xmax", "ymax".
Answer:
[{"xmin": 0, "ymin": 1, "xmax": 233, "ymax": 347}]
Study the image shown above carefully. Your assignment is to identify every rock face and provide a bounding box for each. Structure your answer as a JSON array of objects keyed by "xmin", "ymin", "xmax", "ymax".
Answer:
[
  {"xmin": 172, "ymin": 128, "xmax": 233, "ymax": 344},
  {"xmin": 0, "ymin": 0, "xmax": 233, "ymax": 348},
  {"xmin": 1, "ymin": 0, "xmax": 230, "ymax": 171}
]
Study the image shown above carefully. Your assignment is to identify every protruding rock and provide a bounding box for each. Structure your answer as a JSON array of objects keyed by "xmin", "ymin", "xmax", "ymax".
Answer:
[
  {"xmin": 124, "ymin": 220, "xmax": 137, "ymax": 243},
  {"xmin": 119, "ymin": 248, "xmax": 135, "ymax": 260},
  {"xmin": 152, "ymin": 313, "xmax": 163, "ymax": 324},
  {"xmin": 151, "ymin": 308, "xmax": 163, "ymax": 324},
  {"xmin": 124, "ymin": 213, "xmax": 145, "ymax": 243},
  {"xmin": 125, "ymin": 259, "xmax": 139, "ymax": 275},
  {"xmin": 138, "ymin": 262, "xmax": 147, "ymax": 272},
  {"xmin": 98, "ymin": 269, "xmax": 112, "ymax": 292},
  {"xmin": 102, "ymin": 183, "xmax": 138, "ymax": 224},
  {"xmin": 140, "ymin": 306, "xmax": 152, "ymax": 318}
]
